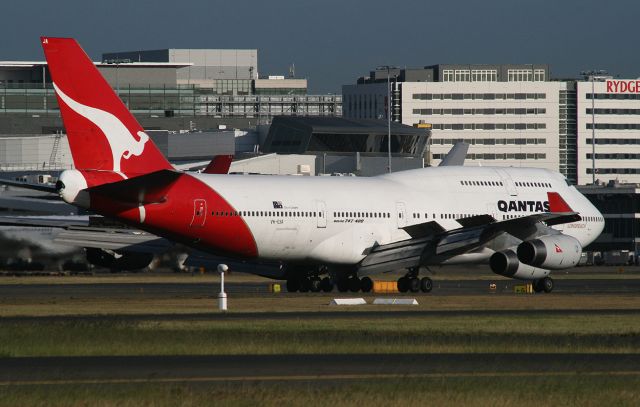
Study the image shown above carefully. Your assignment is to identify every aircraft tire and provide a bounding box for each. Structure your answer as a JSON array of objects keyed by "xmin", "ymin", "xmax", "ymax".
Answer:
[
  {"xmin": 420, "ymin": 277, "xmax": 433, "ymax": 293},
  {"xmin": 286, "ymin": 278, "xmax": 300, "ymax": 293},
  {"xmin": 409, "ymin": 277, "xmax": 421, "ymax": 293},
  {"xmin": 397, "ymin": 277, "xmax": 409, "ymax": 293},
  {"xmin": 361, "ymin": 277, "xmax": 373, "ymax": 293},
  {"xmin": 349, "ymin": 277, "xmax": 361, "ymax": 292},
  {"xmin": 542, "ymin": 277, "xmax": 554, "ymax": 293},
  {"xmin": 321, "ymin": 277, "xmax": 333, "ymax": 292},
  {"xmin": 532, "ymin": 279, "xmax": 544, "ymax": 293},
  {"xmin": 337, "ymin": 279, "xmax": 349, "ymax": 292}
]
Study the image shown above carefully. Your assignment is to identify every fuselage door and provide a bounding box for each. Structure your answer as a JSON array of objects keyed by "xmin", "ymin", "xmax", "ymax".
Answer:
[
  {"xmin": 190, "ymin": 199, "xmax": 207, "ymax": 227},
  {"xmin": 396, "ymin": 202, "xmax": 407, "ymax": 228},
  {"xmin": 496, "ymin": 169, "xmax": 518, "ymax": 196},
  {"xmin": 316, "ymin": 200, "xmax": 327, "ymax": 228}
]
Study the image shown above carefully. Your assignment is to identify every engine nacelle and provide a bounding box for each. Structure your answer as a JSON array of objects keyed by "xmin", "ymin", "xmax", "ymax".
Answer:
[
  {"xmin": 57, "ymin": 170, "xmax": 89, "ymax": 208},
  {"xmin": 490, "ymin": 249, "xmax": 550, "ymax": 280},
  {"xmin": 517, "ymin": 235, "xmax": 582, "ymax": 270}
]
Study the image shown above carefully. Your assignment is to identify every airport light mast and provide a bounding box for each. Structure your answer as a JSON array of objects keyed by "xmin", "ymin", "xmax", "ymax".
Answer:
[
  {"xmin": 378, "ymin": 65, "xmax": 398, "ymax": 173},
  {"xmin": 581, "ymin": 70, "xmax": 608, "ymax": 185}
]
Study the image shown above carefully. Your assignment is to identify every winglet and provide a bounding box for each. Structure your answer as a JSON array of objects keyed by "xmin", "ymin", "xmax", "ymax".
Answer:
[
  {"xmin": 547, "ymin": 192, "xmax": 573, "ymax": 213},
  {"xmin": 439, "ymin": 142, "xmax": 469, "ymax": 167},
  {"xmin": 203, "ymin": 155, "xmax": 233, "ymax": 174}
]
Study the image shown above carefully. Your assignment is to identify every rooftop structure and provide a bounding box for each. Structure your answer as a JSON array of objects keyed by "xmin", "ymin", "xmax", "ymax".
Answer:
[{"xmin": 263, "ymin": 116, "xmax": 429, "ymax": 155}]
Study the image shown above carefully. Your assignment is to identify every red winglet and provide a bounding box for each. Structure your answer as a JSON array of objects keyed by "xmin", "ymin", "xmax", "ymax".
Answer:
[
  {"xmin": 203, "ymin": 155, "xmax": 233, "ymax": 174},
  {"xmin": 547, "ymin": 192, "xmax": 573, "ymax": 213}
]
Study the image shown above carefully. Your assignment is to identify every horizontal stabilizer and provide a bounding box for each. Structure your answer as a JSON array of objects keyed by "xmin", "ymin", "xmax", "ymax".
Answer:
[
  {"xmin": 86, "ymin": 169, "xmax": 182, "ymax": 205},
  {"xmin": 0, "ymin": 216, "xmax": 89, "ymax": 228},
  {"xmin": 0, "ymin": 178, "xmax": 57, "ymax": 194},
  {"xmin": 55, "ymin": 226, "xmax": 172, "ymax": 253}
]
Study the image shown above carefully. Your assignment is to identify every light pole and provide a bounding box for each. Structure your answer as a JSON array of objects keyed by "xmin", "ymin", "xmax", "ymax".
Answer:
[
  {"xmin": 104, "ymin": 58, "xmax": 131, "ymax": 98},
  {"xmin": 377, "ymin": 66, "xmax": 398, "ymax": 173},
  {"xmin": 581, "ymin": 70, "xmax": 607, "ymax": 185}
]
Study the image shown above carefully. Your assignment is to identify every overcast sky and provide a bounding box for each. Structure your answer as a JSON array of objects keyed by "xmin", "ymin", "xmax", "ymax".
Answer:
[{"xmin": 2, "ymin": 0, "xmax": 639, "ymax": 93}]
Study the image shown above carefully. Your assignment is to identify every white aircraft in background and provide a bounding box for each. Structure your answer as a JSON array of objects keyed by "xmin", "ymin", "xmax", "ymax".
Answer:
[{"xmin": 37, "ymin": 37, "xmax": 604, "ymax": 293}]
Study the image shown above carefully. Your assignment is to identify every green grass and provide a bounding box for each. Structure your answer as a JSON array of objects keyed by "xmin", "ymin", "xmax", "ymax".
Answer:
[
  {"xmin": 1, "ymin": 375, "xmax": 639, "ymax": 407},
  {"xmin": 2, "ymin": 314, "xmax": 640, "ymax": 357}
]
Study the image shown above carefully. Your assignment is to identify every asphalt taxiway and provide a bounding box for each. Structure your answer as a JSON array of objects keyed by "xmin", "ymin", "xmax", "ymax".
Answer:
[
  {"xmin": 2, "ymin": 353, "xmax": 640, "ymax": 385},
  {"xmin": 0, "ymin": 277, "xmax": 638, "ymax": 301}
]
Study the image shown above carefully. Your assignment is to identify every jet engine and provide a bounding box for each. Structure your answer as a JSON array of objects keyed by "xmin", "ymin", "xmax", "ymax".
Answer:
[
  {"xmin": 86, "ymin": 248, "xmax": 154, "ymax": 271},
  {"xmin": 490, "ymin": 249, "xmax": 550, "ymax": 280},
  {"xmin": 517, "ymin": 234, "xmax": 582, "ymax": 270}
]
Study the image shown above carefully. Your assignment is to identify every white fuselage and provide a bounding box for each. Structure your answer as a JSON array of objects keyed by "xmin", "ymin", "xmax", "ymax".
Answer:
[{"xmin": 193, "ymin": 166, "xmax": 604, "ymax": 265}]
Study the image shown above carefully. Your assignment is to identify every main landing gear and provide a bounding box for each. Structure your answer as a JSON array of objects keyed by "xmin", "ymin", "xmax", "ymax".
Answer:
[
  {"xmin": 286, "ymin": 273, "xmax": 374, "ymax": 293},
  {"xmin": 532, "ymin": 277, "xmax": 554, "ymax": 293},
  {"xmin": 397, "ymin": 268, "xmax": 433, "ymax": 293},
  {"xmin": 335, "ymin": 275, "xmax": 373, "ymax": 293},
  {"xmin": 286, "ymin": 275, "xmax": 333, "ymax": 293}
]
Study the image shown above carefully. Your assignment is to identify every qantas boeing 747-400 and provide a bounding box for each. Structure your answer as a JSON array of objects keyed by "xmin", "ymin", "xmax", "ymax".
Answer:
[{"xmin": 39, "ymin": 37, "xmax": 604, "ymax": 293}]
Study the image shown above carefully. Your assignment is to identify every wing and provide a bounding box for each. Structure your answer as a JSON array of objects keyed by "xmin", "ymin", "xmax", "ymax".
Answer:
[{"xmin": 358, "ymin": 211, "xmax": 581, "ymax": 275}]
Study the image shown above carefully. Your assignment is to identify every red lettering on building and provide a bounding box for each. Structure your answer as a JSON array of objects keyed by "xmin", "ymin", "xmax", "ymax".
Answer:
[{"xmin": 606, "ymin": 80, "xmax": 640, "ymax": 93}]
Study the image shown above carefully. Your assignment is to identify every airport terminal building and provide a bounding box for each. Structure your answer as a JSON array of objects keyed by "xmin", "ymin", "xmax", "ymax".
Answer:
[
  {"xmin": 343, "ymin": 65, "xmax": 640, "ymax": 186},
  {"xmin": 0, "ymin": 48, "xmax": 341, "ymax": 134}
]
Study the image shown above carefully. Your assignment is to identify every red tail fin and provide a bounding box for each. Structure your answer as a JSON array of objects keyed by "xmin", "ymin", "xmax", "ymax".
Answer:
[{"xmin": 41, "ymin": 37, "xmax": 171, "ymax": 176}]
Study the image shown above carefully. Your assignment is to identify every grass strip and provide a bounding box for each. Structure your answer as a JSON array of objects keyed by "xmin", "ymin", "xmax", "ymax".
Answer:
[
  {"xmin": 1, "ymin": 314, "xmax": 640, "ymax": 357},
  {"xmin": 0, "ymin": 375, "xmax": 639, "ymax": 407}
]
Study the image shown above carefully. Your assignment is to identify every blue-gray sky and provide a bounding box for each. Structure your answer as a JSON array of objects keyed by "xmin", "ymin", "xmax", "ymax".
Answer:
[{"xmin": 2, "ymin": 0, "xmax": 639, "ymax": 93}]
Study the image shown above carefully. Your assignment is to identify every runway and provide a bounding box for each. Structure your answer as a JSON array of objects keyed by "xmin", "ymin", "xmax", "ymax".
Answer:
[
  {"xmin": 2, "ymin": 353, "xmax": 640, "ymax": 385},
  {"xmin": 2, "ymin": 308, "xmax": 640, "ymax": 324},
  {"xmin": 0, "ymin": 277, "xmax": 638, "ymax": 301}
]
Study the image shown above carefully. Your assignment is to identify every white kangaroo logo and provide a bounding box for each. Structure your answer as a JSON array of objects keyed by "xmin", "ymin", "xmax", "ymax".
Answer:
[{"xmin": 53, "ymin": 83, "xmax": 149, "ymax": 173}]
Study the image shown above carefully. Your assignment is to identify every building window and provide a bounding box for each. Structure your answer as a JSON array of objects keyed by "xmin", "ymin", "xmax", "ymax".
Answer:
[
  {"xmin": 443, "ymin": 70, "xmax": 454, "ymax": 82},
  {"xmin": 508, "ymin": 69, "xmax": 533, "ymax": 82},
  {"xmin": 454, "ymin": 70, "xmax": 471, "ymax": 82},
  {"xmin": 533, "ymin": 69, "xmax": 545, "ymax": 81},
  {"xmin": 471, "ymin": 69, "xmax": 498, "ymax": 82}
]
